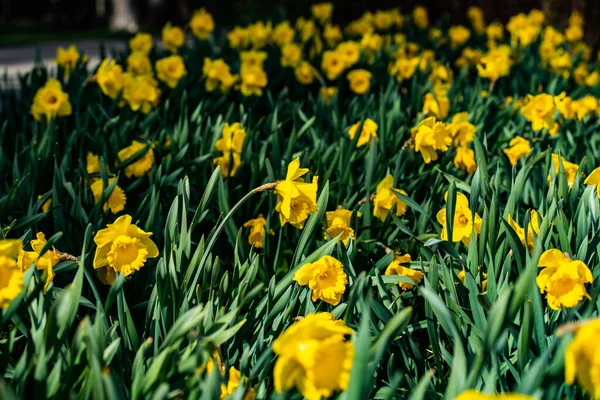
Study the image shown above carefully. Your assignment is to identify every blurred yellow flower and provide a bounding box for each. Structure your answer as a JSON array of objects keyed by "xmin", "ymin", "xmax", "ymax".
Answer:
[
  {"xmin": 202, "ymin": 58, "xmax": 237, "ymax": 93},
  {"xmin": 584, "ymin": 166, "xmax": 600, "ymax": 198},
  {"xmin": 31, "ymin": 78, "xmax": 72, "ymax": 122},
  {"xmin": 565, "ymin": 24, "xmax": 583, "ymax": 42},
  {"xmin": 90, "ymin": 178, "xmax": 127, "ymax": 214},
  {"xmin": 280, "ymin": 44, "xmax": 302, "ymax": 68},
  {"xmin": 227, "ymin": 26, "xmax": 250, "ymax": 49},
  {"xmin": 272, "ymin": 21, "xmax": 295, "ymax": 47},
  {"xmin": 293, "ymin": 255, "xmax": 347, "ymax": 305},
  {"xmin": 348, "ymin": 118, "xmax": 378, "ymax": 147},
  {"xmin": 336, "ymin": 41, "xmax": 361, "ymax": 68},
  {"xmin": 126, "ymin": 51, "xmax": 152, "ymax": 76},
  {"xmin": 294, "ymin": 61, "xmax": 317, "ymax": 85},
  {"xmin": 0, "ymin": 239, "xmax": 25, "ymax": 308},
  {"xmin": 372, "ymin": 174, "xmax": 407, "ymax": 222},
  {"xmin": 221, "ymin": 366, "xmax": 255, "ymax": 399},
  {"xmin": 275, "ymin": 158, "xmax": 318, "ymax": 228},
  {"xmin": 447, "ymin": 112, "xmax": 476, "ymax": 147},
  {"xmin": 537, "ymin": 249, "xmax": 592, "ymax": 310},
  {"xmin": 422, "ymin": 92, "xmax": 450, "ymax": 119},
  {"xmin": 87, "ymin": 152, "xmax": 102, "ymax": 175},
  {"xmin": 241, "ymin": 50, "xmax": 268, "ymax": 70},
  {"xmin": 455, "ymin": 390, "xmax": 533, "ymax": 400},
  {"xmin": 321, "ymin": 50, "xmax": 346, "ymax": 80},
  {"xmin": 565, "ymin": 318, "xmax": 600, "ymax": 399},
  {"xmin": 507, "ymin": 210, "xmax": 541, "ymax": 253},
  {"xmin": 190, "ymin": 8, "xmax": 214, "ymax": 40},
  {"xmin": 385, "ymin": 253, "xmax": 423, "ymax": 290},
  {"xmin": 389, "ymin": 56, "xmax": 419, "ymax": 83},
  {"xmin": 248, "ymin": 21, "xmax": 272, "ymax": 48},
  {"xmin": 449, "ymin": 25, "xmax": 471, "ymax": 48},
  {"xmin": 320, "ymin": 86, "xmax": 337, "ymax": 105},
  {"xmin": 19, "ymin": 232, "xmax": 60, "ymax": 292},
  {"xmin": 161, "ymin": 23, "xmax": 185, "ymax": 53},
  {"xmin": 436, "ymin": 192, "xmax": 482, "ymax": 246},
  {"xmin": 323, "ymin": 24, "xmax": 343, "ymax": 47},
  {"xmin": 503, "ymin": 136, "xmax": 531, "ymax": 166},
  {"xmin": 411, "ymin": 116, "xmax": 452, "ymax": 163},
  {"xmin": 346, "ymin": 69, "xmax": 372, "ymax": 94},
  {"xmin": 455, "ymin": 47, "xmax": 483, "ymax": 68},
  {"xmin": 311, "ymin": 2, "xmax": 333, "ymax": 23},
  {"xmin": 38, "ymin": 195, "xmax": 51, "ymax": 213},
  {"xmin": 96, "ymin": 59, "xmax": 124, "ymax": 99},
  {"xmin": 477, "ymin": 45, "xmax": 512, "ymax": 81},
  {"xmin": 118, "ymin": 140, "xmax": 155, "ymax": 178},
  {"xmin": 549, "ymin": 154, "xmax": 579, "ymax": 188},
  {"xmin": 324, "ymin": 208, "xmax": 361, "ymax": 245},
  {"xmin": 122, "ymin": 73, "xmax": 161, "ymax": 113},
  {"xmin": 55, "ymin": 44, "xmax": 85, "ymax": 77},
  {"xmin": 243, "ymin": 215, "xmax": 269, "ymax": 248},
  {"xmin": 273, "ymin": 313, "xmax": 353, "ymax": 400},
  {"xmin": 413, "ymin": 6, "xmax": 428, "ymax": 29},
  {"xmin": 520, "ymin": 94, "xmax": 558, "ymax": 135},
  {"xmin": 156, "ymin": 55, "xmax": 187, "ymax": 88},
  {"xmin": 213, "ymin": 122, "xmax": 246, "ymax": 177},
  {"xmin": 93, "ymin": 215, "xmax": 159, "ymax": 281},
  {"xmin": 129, "ymin": 32, "xmax": 153, "ymax": 54},
  {"xmin": 239, "ymin": 66, "xmax": 268, "ymax": 96},
  {"xmin": 454, "ymin": 146, "xmax": 476, "ymax": 174}
]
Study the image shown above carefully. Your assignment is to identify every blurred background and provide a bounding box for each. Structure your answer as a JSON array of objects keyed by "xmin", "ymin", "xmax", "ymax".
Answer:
[{"xmin": 0, "ymin": 0, "xmax": 598, "ymax": 46}]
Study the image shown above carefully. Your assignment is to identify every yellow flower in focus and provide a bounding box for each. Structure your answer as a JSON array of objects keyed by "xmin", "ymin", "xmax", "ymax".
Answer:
[
  {"xmin": 227, "ymin": 26, "xmax": 250, "ymax": 49},
  {"xmin": 455, "ymin": 389, "xmax": 533, "ymax": 400},
  {"xmin": 31, "ymin": 78, "xmax": 72, "ymax": 122},
  {"xmin": 348, "ymin": 118, "xmax": 378, "ymax": 147},
  {"xmin": 411, "ymin": 116, "xmax": 452, "ymax": 164},
  {"xmin": 320, "ymin": 86, "xmax": 337, "ymax": 105},
  {"xmin": 346, "ymin": 69, "xmax": 372, "ymax": 94},
  {"xmin": 454, "ymin": 146, "xmax": 477, "ymax": 174},
  {"xmin": 323, "ymin": 24, "xmax": 343, "ymax": 47},
  {"xmin": 19, "ymin": 232, "xmax": 60, "ymax": 292},
  {"xmin": 129, "ymin": 33, "xmax": 153, "ymax": 55},
  {"xmin": 321, "ymin": 50, "xmax": 346, "ymax": 80},
  {"xmin": 335, "ymin": 41, "xmax": 361, "ymax": 68},
  {"xmin": 272, "ymin": 21, "xmax": 295, "ymax": 47},
  {"xmin": 243, "ymin": 215, "xmax": 269, "ymax": 249},
  {"xmin": 548, "ymin": 153, "xmax": 579, "ymax": 188},
  {"xmin": 0, "ymin": 239, "xmax": 25, "ymax": 308},
  {"xmin": 565, "ymin": 318, "xmax": 600, "ymax": 399},
  {"xmin": 385, "ymin": 253, "xmax": 423, "ymax": 290},
  {"xmin": 536, "ymin": 249, "xmax": 592, "ymax": 310},
  {"xmin": 280, "ymin": 44, "xmax": 302, "ymax": 67},
  {"xmin": 155, "ymin": 55, "xmax": 187, "ymax": 88},
  {"xmin": 422, "ymin": 92, "xmax": 450, "ymax": 119},
  {"xmin": 202, "ymin": 58, "xmax": 237, "ymax": 93},
  {"xmin": 477, "ymin": 45, "xmax": 512, "ymax": 81},
  {"xmin": 520, "ymin": 94, "xmax": 558, "ymax": 135},
  {"xmin": 389, "ymin": 57, "xmax": 419, "ymax": 83},
  {"xmin": 273, "ymin": 313, "xmax": 353, "ymax": 400},
  {"xmin": 503, "ymin": 136, "xmax": 531, "ymax": 166},
  {"xmin": 371, "ymin": 174, "xmax": 407, "ymax": 222},
  {"xmin": 449, "ymin": 25, "xmax": 471, "ymax": 48},
  {"xmin": 412, "ymin": 6, "xmax": 428, "ymax": 29},
  {"xmin": 126, "ymin": 52, "xmax": 152, "ymax": 76},
  {"xmin": 436, "ymin": 192, "xmax": 482, "ymax": 246},
  {"xmin": 239, "ymin": 66, "xmax": 268, "ymax": 96},
  {"xmin": 122, "ymin": 73, "xmax": 161, "ymax": 114},
  {"xmin": 294, "ymin": 61, "xmax": 317, "ymax": 85},
  {"xmin": 274, "ymin": 158, "xmax": 319, "ymax": 228},
  {"xmin": 93, "ymin": 215, "xmax": 159, "ymax": 280},
  {"xmin": 507, "ymin": 210, "xmax": 541, "ymax": 253},
  {"xmin": 117, "ymin": 140, "xmax": 155, "ymax": 178},
  {"xmin": 293, "ymin": 255, "xmax": 347, "ymax": 305},
  {"xmin": 55, "ymin": 45, "xmax": 85, "ymax": 77},
  {"xmin": 190, "ymin": 8, "xmax": 214, "ymax": 40},
  {"xmin": 248, "ymin": 21, "xmax": 272, "ymax": 48},
  {"xmin": 447, "ymin": 112, "xmax": 476, "ymax": 147},
  {"xmin": 90, "ymin": 178, "xmax": 127, "ymax": 214},
  {"xmin": 161, "ymin": 22, "xmax": 185, "ymax": 53},
  {"xmin": 324, "ymin": 208, "xmax": 361, "ymax": 245},
  {"xmin": 584, "ymin": 166, "xmax": 600, "ymax": 199},
  {"xmin": 96, "ymin": 59, "xmax": 124, "ymax": 99},
  {"xmin": 311, "ymin": 2, "xmax": 333, "ymax": 24}
]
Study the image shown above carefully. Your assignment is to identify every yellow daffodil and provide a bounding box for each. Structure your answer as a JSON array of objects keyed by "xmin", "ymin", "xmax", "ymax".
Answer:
[
  {"xmin": 227, "ymin": 26, "xmax": 250, "ymax": 49},
  {"xmin": 537, "ymin": 249, "xmax": 592, "ymax": 310},
  {"xmin": 161, "ymin": 22, "xmax": 185, "ymax": 53},
  {"xmin": 454, "ymin": 146, "xmax": 477, "ymax": 173},
  {"xmin": 565, "ymin": 318, "xmax": 600, "ymax": 399},
  {"xmin": 0, "ymin": 240, "xmax": 25, "ymax": 308},
  {"xmin": 320, "ymin": 86, "xmax": 337, "ymax": 105},
  {"xmin": 503, "ymin": 136, "xmax": 531, "ymax": 166},
  {"xmin": 371, "ymin": 174, "xmax": 407, "ymax": 222},
  {"xmin": 213, "ymin": 122, "xmax": 246, "ymax": 177},
  {"xmin": 18, "ymin": 232, "xmax": 60, "ymax": 292},
  {"xmin": 243, "ymin": 215, "xmax": 270, "ymax": 248},
  {"xmin": 280, "ymin": 44, "xmax": 302, "ymax": 67},
  {"xmin": 323, "ymin": 24, "xmax": 343, "ymax": 47},
  {"xmin": 247, "ymin": 21, "xmax": 272, "ymax": 48},
  {"xmin": 202, "ymin": 58, "xmax": 237, "ymax": 93},
  {"xmin": 126, "ymin": 51, "xmax": 152, "ymax": 76},
  {"xmin": 455, "ymin": 389, "xmax": 533, "ymax": 400},
  {"xmin": 90, "ymin": 178, "xmax": 127, "ymax": 214},
  {"xmin": 447, "ymin": 112, "xmax": 476, "ymax": 147},
  {"xmin": 346, "ymin": 69, "xmax": 372, "ymax": 94},
  {"xmin": 321, "ymin": 50, "xmax": 346, "ymax": 80},
  {"xmin": 117, "ymin": 140, "xmax": 155, "ymax": 178},
  {"xmin": 155, "ymin": 55, "xmax": 187, "ymax": 88},
  {"xmin": 190, "ymin": 8, "xmax": 214, "ymax": 40},
  {"xmin": 324, "ymin": 208, "xmax": 361, "ymax": 245},
  {"xmin": 129, "ymin": 32, "xmax": 153, "ymax": 54},
  {"xmin": 477, "ymin": 45, "xmax": 512, "ymax": 81},
  {"xmin": 422, "ymin": 92, "xmax": 450, "ymax": 119},
  {"xmin": 507, "ymin": 210, "xmax": 541, "ymax": 253},
  {"xmin": 273, "ymin": 313, "xmax": 354, "ymax": 400},
  {"xmin": 412, "ymin": 6, "xmax": 429, "ymax": 29},
  {"xmin": 548, "ymin": 154, "xmax": 579, "ymax": 188},
  {"xmin": 385, "ymin": 253, "xmax": 423, "ymax": 290},
  {"xmin": 293, "ymin": 255, "xmax": 347, "ymax": 305},
  {"xmin": 274, "ymin": 158, "xmax": 318, "ymax": 228},
  {"xmin": 411, "ymin": 116, "xmax": 452, "ymax": 163},
  {"xmin": 436, "ymin": 192, "xmax": 482, "ymax": 246},
  {"xmin": 348, "ymin": 118, "xmax": 378, "ymax": 147},
  {"xmin": 389, "ymin": 57, "xmax": 419, "ymax": 83},
  {"xmin": 272, "ymin": 21, "xmax": 295, "ymax": 47},
  {"xmin": 336, "ymin": 41, "xmax": 361, "ymax": 68},
  {"xmin": 520, "ymin": 93, "xmax": 558, "ymax": 135},
  {"xmin": 584, "ymin": 166, "xmax": 600, "ymax": 198},
  {"xmin": 122, "ymin": 73, "xmax": 161, "ymax": 114},
  {"xmin": 311, "ymin": 2, "xmax": 333, "ymax": 24},
  {"xmin": 295, "ymin": 61, "xmax": 317, "ymax": 85},
  {"xmin": 31, "ymin": 78, "xmax": 72, "ymax": 122},
  {"xmin": 449, "ymin": 25, "xmax": 471, "ymax": 48},
  {"xmin": 96, "ymin": 59, "xmax": 124, "ymax": 99},
  {"xmin": 239, "ymin": 66, "xmax": 268, "ymax": 96},
  {"xmin": 55, "ymin": 45, "xmax": 85, "ymax": 77},
  {"xmin": 240, "ymin": 50, "xmax": 268, "ymax": 70}
]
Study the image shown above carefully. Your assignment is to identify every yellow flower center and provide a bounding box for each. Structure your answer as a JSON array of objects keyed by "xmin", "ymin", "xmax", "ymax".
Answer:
[
  {"xmin": 317, "ymin": 268, "xmax": 337, "ymax": 288},
  {"xmin": 457, "ymin": 213, "xmax": 469, "ymax": 228},
  {"xmin": 106, "ymin": 235, "xmax": 148, "ymax": 276}
]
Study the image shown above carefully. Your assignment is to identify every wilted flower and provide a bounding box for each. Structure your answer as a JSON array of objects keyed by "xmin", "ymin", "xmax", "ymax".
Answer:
[
  {"xmin": 90, "ymin": 178, "xmax": 127, "ymax": 214},
  {"xmin": 162, "ymin": 22, "xmax": 185, "ymax": 53},
  {"xmin": 293, "ymin": 255, "xmax": 347, "ymax": 305},
  {"xmin": 243, "ymin": 215, "xmax": 270, "ymax": 248},
  {"xmin": 385, "ymin": 253, "xmax": 423, "ymax": 290},
  {"xmin": 117, "ymin": 140, "xmax": 155, "ymax": 178},
  {"xmin": 275, "ymin": 158, "xmax": 318, "ymax": 228},
  {"xmin": 155, "ymin": 55, "xmax": 187, "ymax": 88},
  {"xmin": 190, "ymin": 8, "xmax": 215, "ymax": 40},
  {"xmin": 565, "ymin": 318, "xmax": 600, "ymax": 398},
  {"xmin": 372, "ymin": 174, "xmax": 407, "ymax": 222},
  {"xmin": 348, "ymin": 118, "xmax": 378, "ymax": 147},
  {"xmin": 503, "ymin": 136, "xmax": 531, "ymax": 166},
  {"xmin": 436, "ymin": 192, "xmax": 482, "ymax": 246},
  {"xmin": 273, "ymin": 313, "xmax": 354, "ymax": 400},
  {"xmin": 537, "ymin": 249, "xmax": 592, "ymax": 310},
  {"xmin": 129, "ymin": 32, "xmax": 153, "ymax": 54},
  {"xmin": 96, "ymin": 59, "xmax": 124, "ymax": 99},
  {"xmin": 324, "ymin": 208, "xmax": 360, "ymax": 245},
  {"xmin": 411, "ymin": 117, "xmax": 452, "ymax": 163},
  {"xmin": 0, "ymin": 240, "xmax": 25, "ymax": 308},
  {"xmin": 346, "ymin": 69, "xmax": 372, "ymax": 94},
  {"xmin": 548, "ymin": 154, "xmax": 579, "ymax": 188},
  {"xmin": 31, "ymin": 78, "xmax": 72, "ymax": 122}
]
